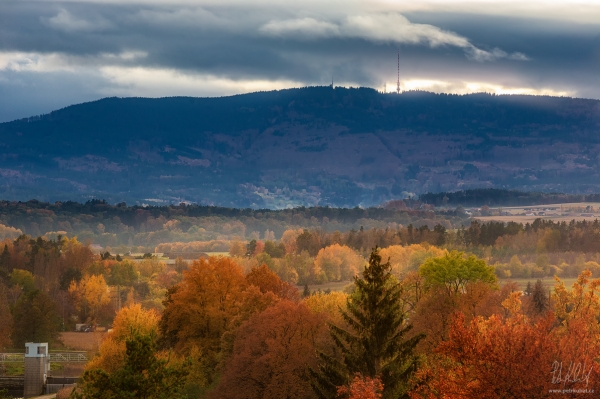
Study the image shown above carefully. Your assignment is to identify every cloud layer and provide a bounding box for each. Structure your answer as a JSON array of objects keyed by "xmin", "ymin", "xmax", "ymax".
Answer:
[
  {"xmin": 259, "ymin": 13, "xmax": 529, "ymax": 62},
  {"xmin": 0, "ymin": 0, "xmax": 598, "ymax": 122}
]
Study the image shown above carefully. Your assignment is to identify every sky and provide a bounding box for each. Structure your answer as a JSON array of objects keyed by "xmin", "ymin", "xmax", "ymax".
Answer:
[{"xmin": 0, "ymin": 0, "xmax": 599, "ymax": 122}]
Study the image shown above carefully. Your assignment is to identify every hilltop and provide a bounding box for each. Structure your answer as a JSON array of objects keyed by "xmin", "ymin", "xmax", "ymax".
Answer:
[{"xmin": 1, "ymin": 86, "xmax": 599, "ymax": 207}]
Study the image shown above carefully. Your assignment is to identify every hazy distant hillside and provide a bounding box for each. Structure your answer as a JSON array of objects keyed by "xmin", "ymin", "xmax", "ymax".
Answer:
[{"xmin": 1, "ymin": 86, "xmax": 599, "ymax": 207}]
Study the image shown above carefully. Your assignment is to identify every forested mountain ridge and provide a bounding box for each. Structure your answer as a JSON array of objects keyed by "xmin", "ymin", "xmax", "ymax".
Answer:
[{"xmin": 1, "ymin": 86, "xmax": 600, "ymax": 207}]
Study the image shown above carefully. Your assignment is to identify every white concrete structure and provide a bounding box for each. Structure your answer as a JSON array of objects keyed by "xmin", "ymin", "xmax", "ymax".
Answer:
[{"xmin": 24, "ymin": 343, "xmax": 49, "ymax": 398}]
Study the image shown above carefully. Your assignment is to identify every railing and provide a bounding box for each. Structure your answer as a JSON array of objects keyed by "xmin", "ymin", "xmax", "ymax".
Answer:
[
  {"xmin": 49, "ymin": 352, "xmax": 88, "ymax": 362},
  {"xmin": 0, "ymin": 353, "xmax": 24, "ymax": 362},
  {"xmin": 0, "ymin": 352, "xmax": 88, "ymax": 363}
]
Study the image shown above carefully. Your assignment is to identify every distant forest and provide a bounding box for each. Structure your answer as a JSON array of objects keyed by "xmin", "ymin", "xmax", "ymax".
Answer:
[{"xmin": 0, "ymin": 199, "xmax": 467, "ymax": 251}]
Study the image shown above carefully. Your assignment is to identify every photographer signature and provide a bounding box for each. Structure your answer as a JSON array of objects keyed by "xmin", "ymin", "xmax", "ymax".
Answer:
[{"xmin": 551, "ymin": 361, "xmax": 593, "ymax": 387}]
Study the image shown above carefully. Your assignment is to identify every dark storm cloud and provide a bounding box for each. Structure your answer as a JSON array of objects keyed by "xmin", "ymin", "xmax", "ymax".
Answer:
[{"xmin": 0, "ymin": 1, "xmax": 598, "ymax": 122}]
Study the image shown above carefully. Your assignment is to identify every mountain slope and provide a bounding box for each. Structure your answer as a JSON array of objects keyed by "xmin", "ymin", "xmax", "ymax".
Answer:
[{"xmin": 1, "ymin": 86, "xmax": 599, "ymax": 207}]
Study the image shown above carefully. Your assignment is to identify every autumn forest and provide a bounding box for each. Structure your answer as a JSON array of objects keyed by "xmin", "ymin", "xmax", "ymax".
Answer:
[{"xmin": 1, "ymin": 198, "xmax": 600, "ymax": 398}]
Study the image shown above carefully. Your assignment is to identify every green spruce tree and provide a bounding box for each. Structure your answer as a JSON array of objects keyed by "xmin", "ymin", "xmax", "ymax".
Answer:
[
  {"xmin": 532, "ymin": 279, "xmax": 548, "ymax": 314},
  {"xmin": 311, "ymin": 247, "xmax": 424, "ymax": 399},
  {"xmin": 303, "ymin": 283, "xmax": 311, "ymax": 298}
]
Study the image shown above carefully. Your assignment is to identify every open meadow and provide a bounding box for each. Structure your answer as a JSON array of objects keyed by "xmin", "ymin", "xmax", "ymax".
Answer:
[
  {"xmin": 305, "ymin": 278, "xmax": 579, "ymax": 294},
  {"xmin": 500, "ymin": 277, "xmax": 577, "ymax": 292},
  {"xmin": 304, "ymin": 280, "xmax": 354, "ymax": 294},
  {"xmin": 474, "ymin": 202, "xmax": 600, "ymax": 223},
  {"xmin": 57, "ymin": 332, "xmax": 105, "ymax": 352}
]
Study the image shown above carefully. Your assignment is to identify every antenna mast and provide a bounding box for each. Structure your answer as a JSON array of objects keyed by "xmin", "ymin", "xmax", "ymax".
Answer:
[{"xmin": 396, "ymin": 49, "xmax": 400, "ymax": 94}]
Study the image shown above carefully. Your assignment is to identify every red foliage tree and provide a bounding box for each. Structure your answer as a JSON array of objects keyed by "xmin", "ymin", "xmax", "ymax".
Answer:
[
  {"xmin": 337, "ymin": 375, "xmax": 384, "ymax": 399},
  {"xmin": 211, "ymin": 300, "xmax": 327, "ymax": 399},
  {"xmin": 411, "ymin": 286, "xmax": 600, "ymax": 399}
]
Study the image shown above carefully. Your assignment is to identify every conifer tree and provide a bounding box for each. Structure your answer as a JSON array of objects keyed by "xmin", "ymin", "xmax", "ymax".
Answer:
[
  {"xmin": 303, "ymin": 283, "xmax": 311, "ymax": 298},
  {"xmin": 311, "ymin": 247, "xmax": 424, "ymax": 399},
  {"xmin": 532, "ymin": 279, "xmax": 548, "ymax": 314},
  {"xmin": 0, "ymin": 245, "xmax": 10, "ymax": 283}
]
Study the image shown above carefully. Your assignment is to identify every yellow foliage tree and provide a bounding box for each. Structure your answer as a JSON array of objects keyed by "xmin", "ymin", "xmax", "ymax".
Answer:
[
  {"xmin": 69, "ymin": 274, "xmax": 111, "ymax": 322},
  {"xmin": 228, "ymin": 240, "xmax": 247, "ymax": 257},
  {"xmin": 314, "ymin": 244, "xmax": 363, "ymax": 282},
  {"xmin": 137, "ymin": 258, "xmax": 165, "ymax": 279},
  {"xmin": 303, "ymin": 291, "xmax": 347, "ymax": 324},
  {"xmin": 86, "ymin": 303, "xmax": 160, "ymax": 373},
  {"xmin": 379, "ymin": 244, "xmax": 446, "ymax": 275},
  {"xmin": 553, "ymin": 269, "xmax": 600, "ymax": 328},
  {"xmin": 584, "ymin": 261, "xmax": 600, "ymax": 276}
]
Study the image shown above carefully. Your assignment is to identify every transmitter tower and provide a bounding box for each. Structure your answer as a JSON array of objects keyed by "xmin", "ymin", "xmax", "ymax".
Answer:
[{"xmin": 396, "ymin": 49, "xmax": 401, "ymax": 94}]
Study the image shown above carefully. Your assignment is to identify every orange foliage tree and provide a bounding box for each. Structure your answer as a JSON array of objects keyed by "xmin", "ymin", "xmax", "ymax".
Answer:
[
  {"xmin": 160, "ymin": 258, "xmax": 297, "ymax": 355},
  {"xmin": 158, "ymin": 256, "xmax": 289, "ymax": 389},
  {"xmin": 245, "ymin": 264, "xmax": 299, "ymax": 300},
  {"xmin": 159, "ymin": 256, "xmax": 249, "ymax": 355}
]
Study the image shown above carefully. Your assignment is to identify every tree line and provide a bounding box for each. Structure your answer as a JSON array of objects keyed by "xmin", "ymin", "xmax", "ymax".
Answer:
[{"xmin": 0, "ymin": 199, "xmax": 466, "ymax": 251}]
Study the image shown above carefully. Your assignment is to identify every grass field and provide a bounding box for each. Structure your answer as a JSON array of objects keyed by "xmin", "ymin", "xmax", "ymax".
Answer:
[
  {"xmin": 204, "ymin": 252, "xmax": 230, "ymax": 257},
  {"xmin": 301, "ymin": 280, "xmax": 354, "ymax": 294},
  {"xmin": 477, "ymin": 215, "xmax": 600, "ymax": 223},
  {"xmin": 58, "ymin": 332, "xmax": 105, "ymax": 352},
  {"xmin": 475, "ymin": 202, "xmax": 600, "ymax": 224},
  {"xmin": 499, "ymin": 277, "xmax": 578, "ymax": 291},
  {"xmin": 301, "ymin": 277, "xmax": 579, "ymax": 295}
]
